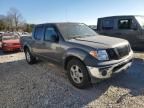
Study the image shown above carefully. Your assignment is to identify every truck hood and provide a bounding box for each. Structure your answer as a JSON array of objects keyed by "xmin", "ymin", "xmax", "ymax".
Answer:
[{"xmin": 68, "ymin": 35, "xmax": 129, "ymax": 49}]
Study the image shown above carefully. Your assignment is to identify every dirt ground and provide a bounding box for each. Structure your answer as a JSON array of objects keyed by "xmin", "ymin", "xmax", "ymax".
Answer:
[{"xmin": 0, "ymin": 50, "xmax": 144, "ymax": 108}]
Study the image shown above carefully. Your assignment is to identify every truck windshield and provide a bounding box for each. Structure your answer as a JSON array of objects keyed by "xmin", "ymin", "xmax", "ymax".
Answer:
[
  {"xmin": 135, "ymin": 16, "xmax": 144, "ymax": 29},
  {"xmin": 57, "ymin": 23, "xmax": 97, "ymax": 40}
]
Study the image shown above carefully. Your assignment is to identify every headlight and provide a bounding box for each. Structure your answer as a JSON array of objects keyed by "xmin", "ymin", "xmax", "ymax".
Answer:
[
  {"xmin": 89, "ymin": 50, "xmax": 109, "ymax": 61},
  {"xmin": 3, "ymin": 43, "xmax": 13, "ymax": 46}
]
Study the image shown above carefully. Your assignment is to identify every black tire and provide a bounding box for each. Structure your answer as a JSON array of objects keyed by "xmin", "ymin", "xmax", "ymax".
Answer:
[
  {"xmin": 67, "ymin": 59, "xmax": 91, "ymax": 89},
  {"xmin": 24, "ymin": 48, "xmax": 36, "ymax": 64}
]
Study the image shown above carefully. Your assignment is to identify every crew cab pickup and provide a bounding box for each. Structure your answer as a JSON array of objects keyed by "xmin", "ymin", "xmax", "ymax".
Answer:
[{"xmin": 21, "ymin": 23, "xmax": 133, "ymax": 88}]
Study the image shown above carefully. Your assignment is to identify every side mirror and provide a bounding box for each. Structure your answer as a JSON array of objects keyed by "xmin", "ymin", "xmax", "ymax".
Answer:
[
  {"xmin": 131, "ymin": 24, "xmax": 138, "ymax": 30},
  {"xmin": 51, "ymin": 35, "xmax": 59, "ymax": 42}
]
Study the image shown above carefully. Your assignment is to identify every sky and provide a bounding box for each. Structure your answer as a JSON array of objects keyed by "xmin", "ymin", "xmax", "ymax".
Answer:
[{"xmin": 0, "ymin": 0, "xmax": 144, "ymax": 25}]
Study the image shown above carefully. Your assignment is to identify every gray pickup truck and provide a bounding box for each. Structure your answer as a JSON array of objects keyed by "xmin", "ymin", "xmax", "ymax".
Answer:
[
  {"xmin": 97, "ymin": 15, "xmax": 144, "ymax": 49},
  {"xmin": 21, "ymin": 23, "xmax": 133, "ymax": 88}
]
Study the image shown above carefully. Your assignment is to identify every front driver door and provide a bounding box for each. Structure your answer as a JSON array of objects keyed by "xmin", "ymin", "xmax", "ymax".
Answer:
[{"xmin": 41, "ymin": 25, "xmax": 62, "ymax": 62}]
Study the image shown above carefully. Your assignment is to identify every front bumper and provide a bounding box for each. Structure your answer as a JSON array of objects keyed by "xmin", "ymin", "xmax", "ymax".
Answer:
[{"xmin": 87, "ymin": 51, "xmax": 133, "ymax": 79}]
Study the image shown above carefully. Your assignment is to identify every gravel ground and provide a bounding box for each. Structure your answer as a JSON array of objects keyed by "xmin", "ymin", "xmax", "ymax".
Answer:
[{"xmin": 0, "ymin": 50, "xmax": 144, "ymax": 108}]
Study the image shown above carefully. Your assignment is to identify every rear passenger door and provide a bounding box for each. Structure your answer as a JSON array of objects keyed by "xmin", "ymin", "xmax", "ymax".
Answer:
[{"xmin": 32, "ymin": 26, "xmax": 45, "ymax": 55}]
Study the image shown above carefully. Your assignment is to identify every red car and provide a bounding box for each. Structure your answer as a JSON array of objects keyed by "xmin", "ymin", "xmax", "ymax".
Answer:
[
  {"xmin": 1, "ymin": 35, "xmax": 21, "ymax": 52},
  {"xmin": 0, "ymin": 34, "xmax": 2, "ymax": 49}
]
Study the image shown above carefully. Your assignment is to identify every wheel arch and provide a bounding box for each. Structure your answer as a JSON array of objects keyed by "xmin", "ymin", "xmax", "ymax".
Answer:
[
  {"xmin": 63, "ymin": 48, "xmax": 88, "ymax": 70},
  {"xmin": 23, "ymin": 44, "xmax": 31, "ymax": 52}
]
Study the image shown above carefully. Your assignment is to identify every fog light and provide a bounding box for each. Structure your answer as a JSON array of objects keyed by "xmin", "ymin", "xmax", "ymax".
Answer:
[{"xmin": 101, "ymin": 70, "xmax": 107, "ymax": 76}]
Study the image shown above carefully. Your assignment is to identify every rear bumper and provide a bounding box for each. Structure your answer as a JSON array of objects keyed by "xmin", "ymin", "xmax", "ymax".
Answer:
[{"xmin": 86, "ymin": 51, "xmax": 133, "ymax": 79}]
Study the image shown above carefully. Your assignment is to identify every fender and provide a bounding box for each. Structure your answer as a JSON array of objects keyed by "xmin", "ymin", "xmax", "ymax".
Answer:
[
  {"xmin": 62, "ymin": 48, "xmax": 89, "ymax": 67},
  {"xmin": 23, "ymin": 42, "xmax": 32, "ymax": 53}
]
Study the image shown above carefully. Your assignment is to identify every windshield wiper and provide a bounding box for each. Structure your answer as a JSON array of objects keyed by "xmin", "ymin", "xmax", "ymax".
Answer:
[
  {"xmin": 68, "ymin": 35, "xmax": 82, "ymax": 39},
  {"xmin": 68, "ymin": 35, "xmax": 94, "ymax": 40},
  {"xmin": 72, "ymin": 36, "xmax": 82, "ymax": 39}
]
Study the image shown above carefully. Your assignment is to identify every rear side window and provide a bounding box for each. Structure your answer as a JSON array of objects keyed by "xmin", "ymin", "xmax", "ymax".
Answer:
[
  {"xmin": 44, "ymin": 27, "xmax": 58, "ymax": 41},
  {"xmin": 102, "ymin": 19, "xmax": 114, "ymax": 30},
  {"xmin": 118, "ymin": 19, "xmax": 132, "ymax": 29},
  {"xmin": 34, "ymin": 27, "xmax": 44, "ymax": 40}
]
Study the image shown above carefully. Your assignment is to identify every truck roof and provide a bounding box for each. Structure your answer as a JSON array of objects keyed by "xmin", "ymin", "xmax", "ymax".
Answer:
[
  {"xmin": 98, "ymin": 15, "xmax": 144, "ymax": 19},
  {"xmin": 36, "ymin": 22, "xmax": 83, "ymax": 27}
]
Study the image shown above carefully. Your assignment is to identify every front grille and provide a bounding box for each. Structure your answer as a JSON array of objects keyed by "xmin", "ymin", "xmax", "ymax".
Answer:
[
  {"xmin": 107, "ymin": 44, "xmax": 130, "ymax": 60},
  {"xmin": 116, "ymin": 45, "xmax": 130, "ymax": 58},
  {"xmin": 106, "ymin": 48, "xmax": 118, "ymax": 60}
]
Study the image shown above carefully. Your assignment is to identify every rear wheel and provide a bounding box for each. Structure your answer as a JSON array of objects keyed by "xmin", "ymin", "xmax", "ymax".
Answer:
[
  {"xmin": 67, "ymin": 59, "xmax": 91, "ymax": 89},
  {"xmin": 24, "ymin": 48, "xmax": 36, "ymax": 64}
]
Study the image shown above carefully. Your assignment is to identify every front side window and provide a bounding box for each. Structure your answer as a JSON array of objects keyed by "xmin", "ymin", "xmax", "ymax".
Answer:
[
  {"xmin": 118, "ymin": 19, "xmax": 132, "ymax": 29},
  {"xmin": 44, "ymin": 27, "xmax": 57, "ymax": 41},
  {"xmin": 34, "ymin": 27, "xmax": 44, "ymax": 40},
  {"xmin": 102, "ymin": 19, "xmax": 114, "ymax": 30}
]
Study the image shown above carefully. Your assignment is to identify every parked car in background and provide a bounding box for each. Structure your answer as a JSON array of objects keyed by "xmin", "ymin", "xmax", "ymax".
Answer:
[
  {"xmin": 0, "ymin": 32, "xmax": 5, "ymax": 49},
  {"xmin": 0, "ymin": 32, "xmax": 4, "ymax": 35},
  {"xmin": 17, "ymin": 32, "xmax": 31, "ymax": 37},
  {"xmin": 0, "ymin": 34, "xmax": 2, "ymax": 49},
  {"xmin": 1, "ymin": 34, "xmax": 21, "ymax": 52},
  {"xmin": 21, "ymin": 23, "xmax": 133, "ymax": 89},
  {"xmin": 20, "ymin": 33, "xmax": 32, "ymax": 37},
  {"xmin": 97, "ymin": 15, "xmax": 144, "ymax": 49}
]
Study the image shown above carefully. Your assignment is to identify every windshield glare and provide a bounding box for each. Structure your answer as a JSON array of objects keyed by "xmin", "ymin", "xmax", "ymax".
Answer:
[
  {"xmin": 57, "ymin": 23, "xmax": 97, "ymax": 40},
  {"xmin": 135, "ymin": 16, "xmax": 144, "ymax": 29},
  {"xmin": 2, "ymin": 35, "xmax": 19, "ymax": 40}
]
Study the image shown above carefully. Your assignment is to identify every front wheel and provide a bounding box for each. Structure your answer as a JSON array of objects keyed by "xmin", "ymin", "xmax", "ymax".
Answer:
[
  {"xmin": 67, "ymin": 59, "xmax": 91, "ymax": 89},
  {"xmin": 24, "ymin": 48, "xmax": 36, "ymax": 64}
]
